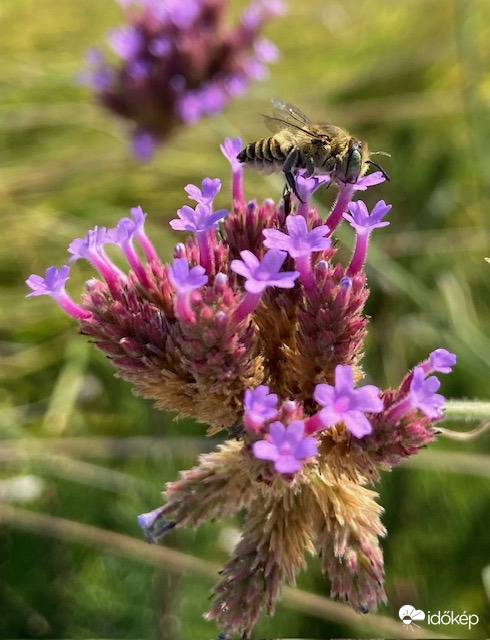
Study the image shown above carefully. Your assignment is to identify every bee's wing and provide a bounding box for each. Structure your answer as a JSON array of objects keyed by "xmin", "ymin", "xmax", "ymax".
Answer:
[{"xmin": 271, "ymin": 98, "xmax": 312, "ymax": 125}]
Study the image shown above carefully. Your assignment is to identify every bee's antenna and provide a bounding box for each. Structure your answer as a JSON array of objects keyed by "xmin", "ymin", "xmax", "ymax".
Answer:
[
  {"xmin": 366, "ymin": 160, "xmax": 390, "ymax": 181},
  {"xmin": 370, "ymin": 151, "xmax": 391, "ymax": 157}
]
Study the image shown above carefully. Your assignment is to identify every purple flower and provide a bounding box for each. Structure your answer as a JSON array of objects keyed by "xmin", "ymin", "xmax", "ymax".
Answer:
[
  {"xmin": 263, "ymin": 216, "xmax": 330, "ymax": 259},
  {"xmin": 127, "ymin": 206, "xmax": 158, "ymax": 262},
  {"xmin": 84, "ymin": 0, "xmax": 282, "ymax": 160},
  {"xmin": 343, "ymin": 200, "xmax": 391, "ymax": 235},
  {"xmin": 26, "ymin": 266, "xmax": 91, "ymax": 321},
  {"xmin": 26, "ymin": 265, "xmax": 70, "ymax": 298},
  {"xmin": 409, "ymin": 367, "xmax": 445, "ymax": 418},
  {"xmin": 241, "ymin": 0, "xmax": 285, "ymax": 30},
  {"xmin": 231, "ymin": 250, "xmax": 299, "ymax": 294},
  {"xmin": 137, "ymin": 506, "xmax": 175, "ymax": 543},
  {"xmin": 149, "ymin": 36, "xmax": 171, "ymax": 58},
  {"xmin": 108, "ymin": 26, "xmax": 143, "ymax": 60},
  {"xmin": 68, "ymin": 226, "xmax": 111, "ymax": 263},
  {"xmin": 221, "ymin": 137, "xmax": 244, "ymax": 204},
  {"xmin": 132, "ymin": 131, "xmax": 158, "ymax": 162},
  {"xmin": 168, "ymin": 258, "xmax": 208, "ymax": 293},
  {"xmin": 163, "ymin": 0, "xmax": 200, "ymax": 28},
  {"xmin": 78, "ymin": 49, "xmax": 113, "ymax": 91},
  {"xmin": 295, "ymin": 172, "xmax": 331, "ymax": 202},
  {"xmin": 253, "ymin": 37, "xmax": 279, "ymax": 63},
  {"xmin": 137, "ymin": 506, "xmax": 166, "ymax": 532},
  {"xmin": 185, "ymin": 178, "xmax": 221, "ymax": 206},
  {"xmin": 244, "ymin": 385, "xmax": 278, "ymax": 432},
  {"xmin": 221, "ymin": 137, "xmax": 243, "ymax": 169},
  {"xmin": 313, "ymin": 365, "xmax": 383, "ymax": 438},
  {"xmin": 429, "ymin": 349, "xmax": 456, "ymax": 374},
  {"xmin": 253, "ymin": 420, "xmax": 317, "ymax": 474},
  {"xmin": 353, "ymin": 171, "xmax": 387, "ymax": 191},
  {"xmin": 170, "ymin": 202, "xmax": 228, "ymax": 234}
]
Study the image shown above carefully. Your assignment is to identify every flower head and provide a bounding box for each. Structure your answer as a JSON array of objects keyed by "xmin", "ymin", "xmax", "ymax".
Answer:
[
  {"xmin": 231, "ymin": 249, "xmax": 299, "ymax": 294},
  {"xmin": 253, "ymin": 420, "xmax": 317, "ymax": 474},
  {"xmin": 83, "ymin": 0, "xmax": 283, "ymax": 159},
  {"xmin": 314, "ymin": 365, "xmax": 383, "ymax": 438},
  {"xmin": 27, "ymin": 136, "xmax": 458, "ymax": 638}
]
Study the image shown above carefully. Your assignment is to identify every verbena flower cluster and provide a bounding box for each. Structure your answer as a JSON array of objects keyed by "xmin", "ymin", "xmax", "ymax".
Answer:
[
  {"xmin": 80, "ymin": 0, "xmax": 283, "ymax": 160},
  {"xmin": 27, "ymin": 138, "xmax": 456, "ymax": 637}
]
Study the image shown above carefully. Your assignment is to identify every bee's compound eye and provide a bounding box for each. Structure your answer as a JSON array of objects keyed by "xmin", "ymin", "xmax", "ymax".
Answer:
[{"xmin": 345, "ymin": 149, "xmax": 362, "ymax": 183}]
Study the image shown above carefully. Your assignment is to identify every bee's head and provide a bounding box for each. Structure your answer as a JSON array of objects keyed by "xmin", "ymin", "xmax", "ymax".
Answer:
[{"xmin": 339, "ymin": 139, "xmax": 369, "ymax": 184}]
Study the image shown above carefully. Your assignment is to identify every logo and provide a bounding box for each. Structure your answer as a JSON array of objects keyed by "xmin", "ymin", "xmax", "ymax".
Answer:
[
  {"xmin": 399, "ymin": 604, "xmax": 479, "ymax": 630},
  {"xmin": 399, "ymin": 605, "xmax": 425, "ymax": 631}
]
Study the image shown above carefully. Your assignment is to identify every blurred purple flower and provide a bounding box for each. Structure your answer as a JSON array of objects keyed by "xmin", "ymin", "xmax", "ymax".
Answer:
[
  {"xmin": 83, "ymin": 0, "xmax": 284, "ymax": 159},
  {"xmin": 244, "ymin": 385, "xmax": 278, "ymax": 432},
  {"xmin": 132, "ymin": 131, "xmax": 158, "ymax": 162}
]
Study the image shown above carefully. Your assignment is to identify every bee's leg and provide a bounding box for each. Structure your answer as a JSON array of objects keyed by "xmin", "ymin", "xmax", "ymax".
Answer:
[
  {"xmin": 282, "ymin": 147, "xmax": 304, "ymax": 203},
  {"xmin": 305, "ymin": 156, "xmax": 315, "ymax": 178},
  {"xmin": 282, "ymin": 183, "xmax": 292, "ymax": 216}
]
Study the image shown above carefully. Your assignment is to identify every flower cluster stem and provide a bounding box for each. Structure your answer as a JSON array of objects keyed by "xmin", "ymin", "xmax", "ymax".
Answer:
[
  {"xmin": 232, "ymin": 291, "xmax": 261, "ymax": 323},
  {"xmin": 347, "ymin": 232, "xmax": 369, "ymax": 276},
  {"xmin": 326, "ymin": 183, "xmax": 354, "ymax": 233}
]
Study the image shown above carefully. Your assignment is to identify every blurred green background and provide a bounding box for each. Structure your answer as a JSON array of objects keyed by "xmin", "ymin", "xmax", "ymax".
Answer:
[{"xmin": 1, "ymin": 0, "xmax": 489, "ymax": 637}]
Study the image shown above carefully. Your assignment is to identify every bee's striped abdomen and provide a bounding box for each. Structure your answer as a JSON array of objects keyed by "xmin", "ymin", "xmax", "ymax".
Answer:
[{"xmin": 237, "ymin": 137, "xmax": 292, "ymax": 172}]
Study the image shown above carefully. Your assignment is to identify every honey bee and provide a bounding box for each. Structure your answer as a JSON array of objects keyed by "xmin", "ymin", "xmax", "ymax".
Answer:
[{"xmin": 237, "ymin": 98, "xmax": 389, "ymax": 202}]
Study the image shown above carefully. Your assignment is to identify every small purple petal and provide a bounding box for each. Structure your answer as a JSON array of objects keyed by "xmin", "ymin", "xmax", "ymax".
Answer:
[
  {"xmin": 353, "ymin": 171, "xmax": 386, "ymax": 191},
  {"xmin": 253, "ymin": 440, "xmax": 279, "ymax": 461}
]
